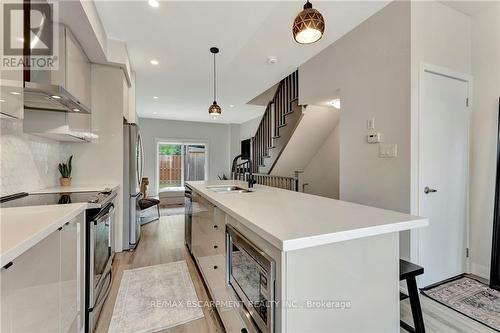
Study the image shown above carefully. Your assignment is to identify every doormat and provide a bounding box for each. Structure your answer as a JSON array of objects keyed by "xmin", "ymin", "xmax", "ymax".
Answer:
[{"xmin": 421, "ymin": 276, "xmax": 500, "ymax": 332}]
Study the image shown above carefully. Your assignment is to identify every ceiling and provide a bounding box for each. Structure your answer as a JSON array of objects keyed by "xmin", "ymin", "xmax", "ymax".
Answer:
[
  {"xmin": 95, "ymin": 1, "xmax": 390, "ymax": 124},
  {"xmin": 441, "ymin": 1, "xmax": 495, "ymax": 16}
]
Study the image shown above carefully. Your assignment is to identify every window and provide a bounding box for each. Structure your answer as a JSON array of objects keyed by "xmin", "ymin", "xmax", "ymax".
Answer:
[{"xmin": 157, "ymin": 141, "xmax": 207, "ymax": 191}]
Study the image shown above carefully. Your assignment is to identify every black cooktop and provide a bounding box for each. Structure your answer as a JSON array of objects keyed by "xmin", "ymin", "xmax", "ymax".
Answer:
[{"xmin": 0, "ymin": 190, "xmax": 114, "ymax": 208}]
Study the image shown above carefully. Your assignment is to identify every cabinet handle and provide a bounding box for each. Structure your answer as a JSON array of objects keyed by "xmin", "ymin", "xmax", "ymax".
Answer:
[
  {"xmin": 213, "ymin": 225, "xmax": 218, "ymax": 229},
  {"xmin": 213, "ymin": 265, "xmax": 218, "ymax": 270},
  {"xmin": 2, "ymin": 262, "xmax": 13, "ymax": 270},
  {"xmin": 214, "ymin": 245, "xmax": 218, "ymax": 249}
]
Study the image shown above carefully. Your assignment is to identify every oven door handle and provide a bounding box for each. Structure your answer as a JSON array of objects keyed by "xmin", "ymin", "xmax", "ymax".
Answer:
[
  {"xmin": 91, "ymin": 269, "xmax": 112, "ymax": 311},
  {"xmin": 93, "ymin": 204, "xmax": 115, "ymax": 225},
  {"xmin": 89, "ymin": 221, "xmax": 96, "ymax": 305}
]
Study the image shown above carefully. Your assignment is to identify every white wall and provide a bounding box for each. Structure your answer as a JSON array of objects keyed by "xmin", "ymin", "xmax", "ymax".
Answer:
[
  {"xmin": 299, "ymin": 1, "xmax": 411, "ymax": 256},
  {"xmin": 469, "ymin": 2, "xmax": 500, "ymax": 278},
  {"xmin": 0, "ymin": 118, "xmax": 61, "ymax": 195},
  {"xmin": 240, "ymin": 116, "xmax": 262, "ymax": 140},
  {"xmin": 139, "ymin": 118, "xmax": 240, "ymax": 195},
  {"xmin": 63, "ymin": 64, "xmax": 125, "ymax": 252},
  {"xmin": 272, "ymin": 105, "xmax": 339, "ymax": 177},
  {"xmin": 302, "ymin": 123, "xmax": 340, "ymax": 199}
]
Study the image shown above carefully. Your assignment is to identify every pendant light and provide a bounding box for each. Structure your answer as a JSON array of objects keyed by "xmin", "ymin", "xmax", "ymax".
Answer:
[
  {"xmin": 208, "ymin": 47, "xmax": 222, "ymax": 118},
  {"xmin": 293, "ymin": 1, "xmax": 325, "ymax": 44}
]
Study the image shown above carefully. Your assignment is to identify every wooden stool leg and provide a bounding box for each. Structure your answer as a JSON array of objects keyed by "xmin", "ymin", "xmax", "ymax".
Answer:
[{"xmin": 407, "ymin": 276, "xmax": 425, "ymax": 333}]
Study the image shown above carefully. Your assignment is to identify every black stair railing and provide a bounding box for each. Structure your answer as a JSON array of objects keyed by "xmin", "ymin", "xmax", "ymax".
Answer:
[{"xmin": 251, "ymin": 70, "xmax": 299, "ymax": 173}]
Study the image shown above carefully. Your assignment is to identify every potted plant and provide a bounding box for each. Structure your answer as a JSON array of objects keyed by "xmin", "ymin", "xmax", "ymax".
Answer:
[{"xmin": 58, "ymin": 155, "xmax": 73, "ymax": 186}]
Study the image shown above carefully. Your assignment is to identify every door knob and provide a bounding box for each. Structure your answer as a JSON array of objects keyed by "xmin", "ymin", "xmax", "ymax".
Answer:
[{"xmin": 424, "ymin": 186, "xmax": 437, "ymax": 194}]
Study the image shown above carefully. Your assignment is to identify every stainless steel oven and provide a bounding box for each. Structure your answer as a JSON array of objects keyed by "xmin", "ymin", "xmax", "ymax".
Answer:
[
  {"xmin": 86, "ymin": 202, "xmax": 115, "ymax": 332},
  {"xmin": 226, "ymin": 225, "xmax": 275, "ymax": 333}
]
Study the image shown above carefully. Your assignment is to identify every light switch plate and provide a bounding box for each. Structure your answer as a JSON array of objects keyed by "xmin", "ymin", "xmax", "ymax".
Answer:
[
  {"xmin": 367, "ymin": 118, "xmax": 375, "ymax": 130},
  {"xmin": 379, "ymin": 143, "xmax": 397, "ymax": 158}
]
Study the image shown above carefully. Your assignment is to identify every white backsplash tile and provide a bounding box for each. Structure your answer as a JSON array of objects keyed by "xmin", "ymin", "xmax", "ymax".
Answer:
[{"xmin": 0, "ymin": 118, "xmax": 61, "ymax": 196}]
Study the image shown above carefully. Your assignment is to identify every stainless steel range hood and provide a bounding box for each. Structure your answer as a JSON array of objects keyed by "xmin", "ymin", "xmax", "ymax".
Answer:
[{"xmin": 24, "ymin": 82, "xmax": 91, "ymax": 114}]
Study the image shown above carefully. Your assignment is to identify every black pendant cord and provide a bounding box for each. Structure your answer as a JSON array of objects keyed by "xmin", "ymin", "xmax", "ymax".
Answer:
[{"xmin": 213, "ymin": 52, "xmax": 216, "ymax": 102}]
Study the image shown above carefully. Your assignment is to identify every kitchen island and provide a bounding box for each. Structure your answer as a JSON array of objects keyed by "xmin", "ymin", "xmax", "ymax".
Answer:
[{"xmin": 186, "ymin": 180, "xmax": 428, "ymax": 333}]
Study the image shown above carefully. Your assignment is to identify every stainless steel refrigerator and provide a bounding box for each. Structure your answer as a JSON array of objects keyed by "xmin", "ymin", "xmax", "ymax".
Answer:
[{"xmin": 123, "ymin": 123, "xmax": 144, "ymax": 250}]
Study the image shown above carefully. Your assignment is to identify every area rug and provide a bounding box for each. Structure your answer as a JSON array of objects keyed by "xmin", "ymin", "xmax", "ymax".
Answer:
[
  {"xmin": 421, "ymin": 276, "xmax": 500, "ymax": 332},
  {"xmin": 108, "ymin": 261, "xmax": 204, "ymax": 333}
]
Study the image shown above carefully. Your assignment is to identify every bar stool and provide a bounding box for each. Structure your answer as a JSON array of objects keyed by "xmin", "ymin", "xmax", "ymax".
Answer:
[{"xmin": 400, "ymin": 259, "xmax": 426, "ymax": 333}]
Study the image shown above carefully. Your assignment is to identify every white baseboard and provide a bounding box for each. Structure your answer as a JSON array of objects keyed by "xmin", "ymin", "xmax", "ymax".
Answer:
[{"xmin": 470, "ymin": 262, "xmax": 490, "ymax": 280}]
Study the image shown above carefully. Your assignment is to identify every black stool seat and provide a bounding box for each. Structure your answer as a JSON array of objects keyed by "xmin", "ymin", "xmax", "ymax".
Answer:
[
  {"xmin": 399, "ymin": 259, "xmax": 425, "ymax": 333},
  {"xmin": 138, "ymin": 197, "xmax": 161, "ymax": 224},
  {"xmin": 138, "ymin": 197, "xmax": 160, "ymax": 210}
]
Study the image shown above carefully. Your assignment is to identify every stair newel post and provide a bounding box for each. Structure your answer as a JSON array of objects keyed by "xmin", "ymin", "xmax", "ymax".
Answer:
[{"xmin": 294, "ymin": 170, "xmax": 303, "ymax": 192}]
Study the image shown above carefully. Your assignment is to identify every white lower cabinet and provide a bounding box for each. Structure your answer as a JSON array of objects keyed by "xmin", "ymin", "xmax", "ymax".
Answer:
[
  {"xmin": 1, "ymin": 213, "xmax": 84, "ymax": 333},
  {"xmin": 190, "ymin": 193, "xmax": 249, "ymax": 333}
]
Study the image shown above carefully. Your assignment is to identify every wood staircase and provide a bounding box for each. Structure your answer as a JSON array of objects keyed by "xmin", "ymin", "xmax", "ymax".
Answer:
[{"xmin": 251, "ymin": 70, "xmax": 302, "ymax": 174}]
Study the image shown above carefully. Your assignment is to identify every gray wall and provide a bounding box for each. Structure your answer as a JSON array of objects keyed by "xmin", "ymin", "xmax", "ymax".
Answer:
[
  {"xmin": 139, "ymin": 118, "xmax": 240, "ymax": 195},
  {"xmin": 298, "ymin": 1, "xmax": 411, "ymax": 257},
  {"xmin": 299, "ymin": 1, "xmax": 411, "ymax": 211}
]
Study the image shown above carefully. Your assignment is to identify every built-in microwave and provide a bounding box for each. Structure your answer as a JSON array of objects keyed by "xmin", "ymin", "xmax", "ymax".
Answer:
[{"xmin": 226, "ymin": 225, "xmax": 275, "ymax": 333}]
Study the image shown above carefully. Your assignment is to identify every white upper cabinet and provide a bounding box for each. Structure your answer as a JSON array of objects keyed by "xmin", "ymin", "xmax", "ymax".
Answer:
[
  {"xmin": 0, "ymin": 0, "xmax": 24, "ymax": 119},
  {"xmin": 127, "ymin": 71, "xmax": 137, "ymax": 123},
  {"xmin": 65, "ymin": 29, "xmax": 92, "ymax": 109}
]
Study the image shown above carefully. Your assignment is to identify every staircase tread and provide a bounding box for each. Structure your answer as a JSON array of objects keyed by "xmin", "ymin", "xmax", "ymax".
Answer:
[
  {"xmin": 272, "ymin": 136, "xmax": 280, "ymax": 139},
  {"xmin": 278, "ymin": 124, "xmax": 287, "ymax": 128}
]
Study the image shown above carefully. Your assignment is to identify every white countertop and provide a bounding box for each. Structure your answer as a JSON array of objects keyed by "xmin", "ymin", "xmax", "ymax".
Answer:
[
  {"xmin": 0, "ymin": 203, "xmax": 87, "ymax": 266},
  {"xmin": 187, "ymin": 180, "xmax": 428, "ymax": 252},
  {"xmin": 30, "ymin": 184, "xmax": 119, "ymax": 194}
]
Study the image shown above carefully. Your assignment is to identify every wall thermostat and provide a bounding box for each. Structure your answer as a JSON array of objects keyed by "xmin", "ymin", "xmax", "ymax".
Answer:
[{"xmin": 367, "ymin": 133, "xmax": 381, "ymax": 143}]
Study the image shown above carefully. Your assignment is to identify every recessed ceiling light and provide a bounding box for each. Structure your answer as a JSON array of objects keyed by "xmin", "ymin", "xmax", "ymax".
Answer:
[
  {"xmin": 51, "ymin": 95, "xmax": 61, "ymax": 99},
  {"xmin": 328, "ymin": 99, "xmax": 341, "ymax": 109},
  {"xmin": 229, "ymin": 105, "xmax": 234, "ymax": 108},
  {"xmin": 153, "ymin": 112, "xmax": 158, "ymax": 115},
  {"xmin": 153, "ymin": 96, "xmax": 159, "ymax": 99},
  {"xmin": 148, "ymin": 0, "xmax": 159, "ymax": 8},
  {"xmin": 150, "ymin": 59, "xmax": 159, "ymax": 66},
  {"xmin": 0, "ymin": 99, "xmax": 5, "ymax": 103},
  {"xmin": 10, "ymin": 91, "xmax": 20, "ymax": 95},
  {"xmin": 73, "ymin": 108, "xmax": 80, "ymax": 112}
]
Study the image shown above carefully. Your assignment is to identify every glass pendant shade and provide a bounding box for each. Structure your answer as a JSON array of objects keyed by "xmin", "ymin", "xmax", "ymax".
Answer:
[
  {"xmin": 209, "ymin": 101, "xmax": 221, "ymax": 117},
  {"xmin": 293, "ymin": 1, "xmax": 325, "ymax": 44}
]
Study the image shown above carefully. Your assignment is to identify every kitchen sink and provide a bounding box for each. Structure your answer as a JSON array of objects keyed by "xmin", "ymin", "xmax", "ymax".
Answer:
[{"xmin": 206, "ymin": 185, "xmax": 252, "ymax": 194}]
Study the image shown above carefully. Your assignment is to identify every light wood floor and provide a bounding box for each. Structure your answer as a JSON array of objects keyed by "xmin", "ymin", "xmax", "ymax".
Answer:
[
  {"xmin": 94, "ymin": 213, "xmax": 225, "ymax": 333},
  {"xmin": 400, "ymin": 284, "xmax": 497, "ymax": 333},
  {"xmin": 95, "ymin": 211, "xmax": 495, "ymax": 333}
]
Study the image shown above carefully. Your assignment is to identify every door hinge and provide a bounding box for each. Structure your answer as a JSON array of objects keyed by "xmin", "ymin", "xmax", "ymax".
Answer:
[
  {"xmin": 466, "ymin": 248, "xmax": 470, "ymax": 258},
  {"xmin": 466, "ymin": 98, "xmax": 470, "ymax": 107}
]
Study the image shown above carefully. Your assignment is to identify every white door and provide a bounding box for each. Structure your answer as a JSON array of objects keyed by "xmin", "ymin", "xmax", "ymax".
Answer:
[{"xmin": 418, "ymin": 69, "xmax": 469, "ymax": 287}]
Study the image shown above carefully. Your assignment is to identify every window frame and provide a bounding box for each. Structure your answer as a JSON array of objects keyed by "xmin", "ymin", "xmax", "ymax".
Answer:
[{"xmin": 155, "ymin": 138, "xmax": 209, "ymax": 194}]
